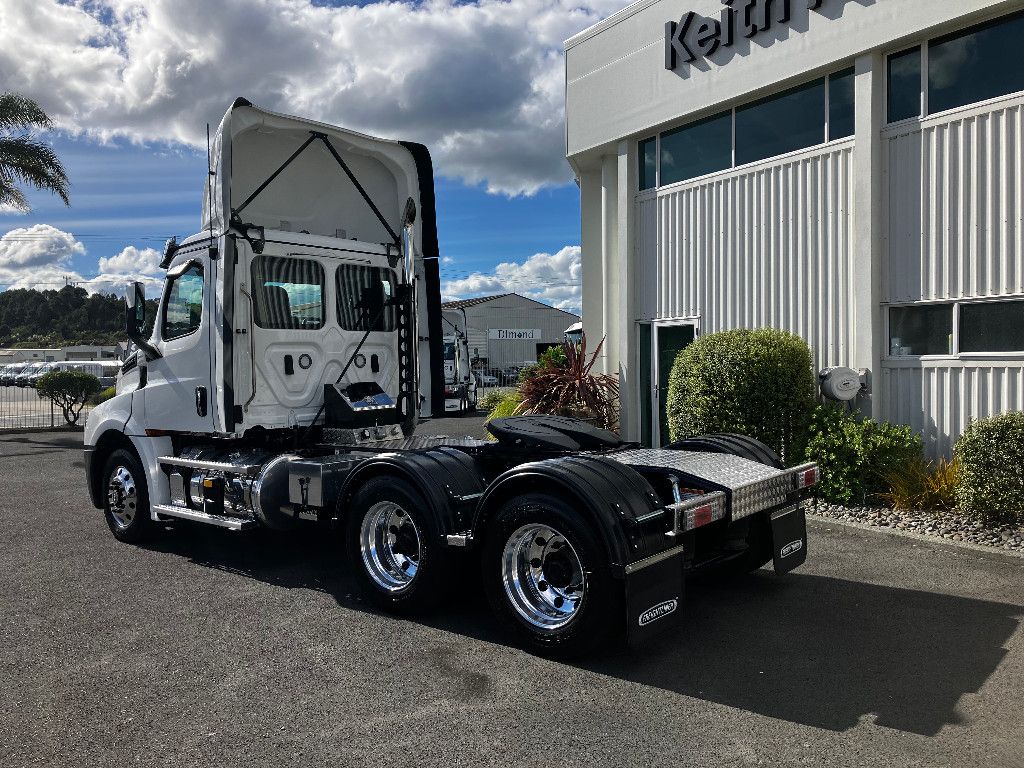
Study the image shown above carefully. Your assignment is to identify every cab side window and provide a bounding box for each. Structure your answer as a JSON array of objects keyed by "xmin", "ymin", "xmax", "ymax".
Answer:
[{"xmin": 162, "ymin": 263, "xmax": 204, "ymax": 340}]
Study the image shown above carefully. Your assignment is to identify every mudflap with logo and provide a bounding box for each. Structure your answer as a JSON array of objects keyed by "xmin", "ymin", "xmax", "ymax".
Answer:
[
  {"xmin": 624, "ymin": 547, "xmax": 684, "ymax": 648},
  {"xmin": 771, "ymin": 504, "xmax": 808, "ymax": 575}
]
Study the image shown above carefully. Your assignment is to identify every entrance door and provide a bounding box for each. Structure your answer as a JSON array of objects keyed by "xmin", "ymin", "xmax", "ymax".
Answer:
[{"xmin": 640, "ymin": 321, "xmax": 697, "ymax": 447}]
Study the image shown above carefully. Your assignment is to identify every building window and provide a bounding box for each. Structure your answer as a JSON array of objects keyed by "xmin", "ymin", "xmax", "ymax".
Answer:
[
  {"xmin": 960, "ymin": 301, "xmax": 1024, "ymax": 353},
  {"xmin": 928, "ymin": 11, "xmax": 1024, "ymax": 115},
  {"xmin": 639, "ymin": 137, "xmax": 657, "ymax": 191},
  {"xmin": 660, "ymin": 111, "xmax": 731, "ymax": 185},
  {"xmin": 736, "ymin": 80, "xmax": 825, "ymax": 166},
  {"xmin": 887, "ymin": 46, "xmax": 922, "ymax": 122},
  {"xmin": 889, "ymin": 304, "xmax": 952, "ymax": 356},
  {"xmin": 162, "ymin": 263, "xmax": 204, "ymax": 340},
  {"xmin": 251, "ymin": 256, "xmax": 325, "ymax": 330},
  {"xmin": 336, "ymin": 265, "xmax": 397, "ymax": 332},
  {"xmin": 828, "ymin": 68, "xmax": 856, "ymax": 140}
]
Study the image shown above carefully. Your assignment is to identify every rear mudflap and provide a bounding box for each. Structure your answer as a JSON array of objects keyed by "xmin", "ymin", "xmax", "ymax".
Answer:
[
  {"xmin": 770, "ymin": 504, "xmax": 808, "ymax": 575},
  {"xmin": 624, "ymin": 546, "xmax": 685, "ymax": 647}
]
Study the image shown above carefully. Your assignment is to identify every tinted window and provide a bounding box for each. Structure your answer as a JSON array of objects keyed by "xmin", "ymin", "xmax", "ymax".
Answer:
[
  {"xmin": 829, "ymin": 68, "xmax": 855, "ymax": 139},
  {"xmin": 336, "ymin": 265, "xmax": 397, "ymax": 332},
  {"xmin": 888, "ymin": 46, "xmax": 921, "ymax": 122},
  {"xmin": 929, "ymin": 11, "xmax": 1024, "ymax": 115},
  {"xmin": 660, "ymin": 111, "xmax": 731, "ymax": 185},
  {"xmin": 735, "ymin": 79, "xmax": 825, "ymax": 166},
  {"xmin": 889, "ymin": 305, "xmax": 952, "ymax": 356},
  {"xmin": 251, "ymin": 256, "xmax": 325, "ymax": 330},
  {"xmin": 960, "ymin": 301, "xmax": 1024, "ymax": 352},
  {"xmin": 162, "ymin": 263, "xmax": 204, "ymax": 340},
  {"xmin": 639, "ymin": 137, "xmax": 657, "ymax": 191}
]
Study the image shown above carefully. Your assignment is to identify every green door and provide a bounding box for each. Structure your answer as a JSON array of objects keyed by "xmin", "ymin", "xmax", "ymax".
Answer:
[{"xmin": 655, "ymin": 324, "xmax": 696, "ymax": 446}]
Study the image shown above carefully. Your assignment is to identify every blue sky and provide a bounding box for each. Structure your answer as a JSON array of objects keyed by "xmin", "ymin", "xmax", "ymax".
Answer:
[{"xmin": 0, "ymin": 0, "xmax": 615, "ymax": 313}]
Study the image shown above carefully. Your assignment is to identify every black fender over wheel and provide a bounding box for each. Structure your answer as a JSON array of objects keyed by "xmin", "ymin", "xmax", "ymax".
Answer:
[
  {"xmin": 481, "ymin": 492, "xmax": 621, "ymax": 657},
  {"xmin": 345, "ymin": 476, "xmax": 448, "ymax": 614},
  {"xmin": 101, "ymin": 448, "xmax": 153, "ymax": 543}
]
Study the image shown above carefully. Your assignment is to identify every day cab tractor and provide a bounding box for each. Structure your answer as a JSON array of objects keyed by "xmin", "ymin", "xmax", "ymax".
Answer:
[{"xmin": 84, "ymin": 99, "xmax": 819, "ymax": 655}]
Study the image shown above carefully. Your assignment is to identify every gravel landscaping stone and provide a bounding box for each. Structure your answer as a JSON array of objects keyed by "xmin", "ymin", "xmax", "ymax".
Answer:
[{"xmin": 812, "ymin": 502, "xmax": 1024, "ymax": 554}]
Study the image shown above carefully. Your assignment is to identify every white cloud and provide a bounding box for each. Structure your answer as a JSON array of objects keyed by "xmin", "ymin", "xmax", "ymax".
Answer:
[
  {"xmin": 0, "ymin": 225, "xmax": 162, "ymax": 295},
  {"xmin": 442, "ymin": 244, "xmax": 581, "ymax": 314},
  {"xmin": 0, "ymin": 0, "xmax": 619, "ymax": 196}
]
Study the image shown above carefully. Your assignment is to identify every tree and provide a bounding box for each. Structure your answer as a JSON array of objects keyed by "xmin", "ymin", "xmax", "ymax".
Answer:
[
  {"xmin": 0, "ymin": 92, "xmax": 70, "ymax": 212},
  {"xmin": 36, "ymin": 369, "xmax": 100, "ymax": 426}
]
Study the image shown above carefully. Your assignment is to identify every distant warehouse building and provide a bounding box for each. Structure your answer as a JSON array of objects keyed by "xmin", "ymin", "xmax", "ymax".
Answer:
[
  {"xmin": 565, "ymin": 0, "xmax": 1024, "ymax": 455},
  {"xmin": 441, "ymin": 293, "xmax": 580, "ymax": 368}
]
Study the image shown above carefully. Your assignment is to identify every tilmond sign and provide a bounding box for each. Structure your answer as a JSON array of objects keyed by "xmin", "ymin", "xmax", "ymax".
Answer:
[{"xmin": 666, "ymin": 0, "xmax": 826, "ymax": 70}]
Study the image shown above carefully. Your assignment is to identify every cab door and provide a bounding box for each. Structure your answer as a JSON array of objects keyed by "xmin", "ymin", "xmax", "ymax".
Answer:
[{"xmin": 140, "ymin": 255, "xmax": 215, "ymax": 432}]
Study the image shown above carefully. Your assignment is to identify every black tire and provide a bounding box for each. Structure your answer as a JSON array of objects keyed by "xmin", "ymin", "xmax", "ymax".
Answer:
[
  {"xmin": 481, "ymin": 493, "xmax": 620, "ymax": 657},
  {"xmin": 101, "ymin": 448, "xmax": 153, "ymax": 543},
  {"xmin": 345, "ymin": 476, "xmax": 446, "ymax": 614}
]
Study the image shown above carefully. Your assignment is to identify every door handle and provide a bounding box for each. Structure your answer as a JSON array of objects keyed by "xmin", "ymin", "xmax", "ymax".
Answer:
[
  {"xmin": 284, "ymin": 354, "xmax": 294, "ymax": 375},
  {"xmin": 195, "ymin": 386, "xmax": 208, "ymax": 417}
]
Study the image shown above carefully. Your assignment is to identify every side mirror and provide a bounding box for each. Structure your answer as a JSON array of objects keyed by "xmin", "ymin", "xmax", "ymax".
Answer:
[{"xmin": 124, "ymin": 281, "xmax": 161, "ymax": 360}]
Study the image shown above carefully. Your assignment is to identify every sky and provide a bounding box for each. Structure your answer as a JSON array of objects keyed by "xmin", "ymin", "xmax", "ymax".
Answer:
[{"xmin": 0, "ymin": 0, "xmax": 624, "ymax": 314}]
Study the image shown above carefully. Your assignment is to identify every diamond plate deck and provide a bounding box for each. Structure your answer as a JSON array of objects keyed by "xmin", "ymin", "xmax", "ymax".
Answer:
[
  {"xmin": 607, "ymin": 448, "xmax": 792, "ymax": 520},
  {"xmin": 343, "ymin": 435, "xmax": 491, "ymax": 452}
]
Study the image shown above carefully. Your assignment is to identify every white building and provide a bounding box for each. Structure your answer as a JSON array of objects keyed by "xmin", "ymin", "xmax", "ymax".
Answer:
[
  {"xmin": 441, "ymin": 294, "xmax": 580, "ymax": 368},
  {"xmin": 566, "ymin": 0, "xmax": 1024, "ymax": 454}
]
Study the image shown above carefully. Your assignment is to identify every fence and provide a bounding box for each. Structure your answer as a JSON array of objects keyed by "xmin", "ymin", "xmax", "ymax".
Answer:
[{"xmin": 0, "ymin": 384, "xmax": 92, "ymax": 431}]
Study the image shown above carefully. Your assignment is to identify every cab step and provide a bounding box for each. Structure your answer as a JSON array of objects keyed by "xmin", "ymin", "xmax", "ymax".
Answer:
[{"xmin": 152, "ymin": 503, "xmax": 255, "ymax": 531}]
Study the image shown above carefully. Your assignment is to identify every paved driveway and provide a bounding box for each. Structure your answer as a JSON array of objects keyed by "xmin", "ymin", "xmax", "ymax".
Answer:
[{"xmin": 1, "ymin": 427, "xmax": 1022, "ymax": 767}]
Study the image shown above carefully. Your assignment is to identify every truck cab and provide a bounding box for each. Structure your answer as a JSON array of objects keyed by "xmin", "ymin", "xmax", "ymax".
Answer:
[{"xmin": 441, "ymin": 307, "xmax": 476, "ymax": 414}]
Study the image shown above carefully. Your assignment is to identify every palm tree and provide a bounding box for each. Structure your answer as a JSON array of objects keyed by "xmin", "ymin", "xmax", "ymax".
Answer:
[{"xmin": 0, "ymin": 93, "xmax": 70, "ymax": 212}]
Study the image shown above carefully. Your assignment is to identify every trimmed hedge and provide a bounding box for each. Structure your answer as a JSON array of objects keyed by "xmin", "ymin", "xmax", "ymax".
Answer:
[
  {"xmin": 955, "ymin": 412, "xmax": 1024, "ymax": 525},
  {"xmin": 666, "ymin": 328, "xmax": 816, "ymax": 462},
  {"xmin": 804, "ymin": 405, "xmax": 924, "ymax": 505}
]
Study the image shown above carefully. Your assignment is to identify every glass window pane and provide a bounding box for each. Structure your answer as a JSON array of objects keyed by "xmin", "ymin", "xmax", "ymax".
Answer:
[
  {"xmin": 735, "ymin": 79, "xmax": 825, "ymax": 166},
  {"xmin": 829, "ymin": 68, "xmax": 855, "ymax": 140},
  {"xmin": 162, "ymin": 264, "xmax": 204, "ymax": 340},
  {"xmin": 336, "ymin": 265, "xmax": 397, "ymax": 332},
  {"xmin": 929, "ymin": 11, "xmax": 1024, "ymax": 115},
  {"xmin": 251, "ymin": 256, "xmax": 325, "ymax": 330},
  {"xmin": 659, "ymin": 111, "xmax": 731, "ymax": 185},
  {"xmin": 889, "ymin": 305, "xmax": 953, "ymax": 356},
  {"xmin": 887, "ymin": 46, "xmax": 921, "ymax": 122},
  {"xmin": 960, "ymin": 301, "xmax": 1024, "ymax": 352},
  {"xmin": 639, "ymin": 137, "xmax": 657, "ymax": 190}
]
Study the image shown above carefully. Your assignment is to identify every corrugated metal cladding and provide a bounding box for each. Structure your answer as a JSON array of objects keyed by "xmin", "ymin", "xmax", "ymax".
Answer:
[
  {"xmin": 884, "ymin": 95, "xmax": 1024, "ymax": 302},
  {"xmin": 636, "ymin": 141, "xmax": 856, "ymax": 371},
  {"xmin": 883, "ymin": 363, "xmax": 1024, "ymax": 457},
  {"xmin": 455, "ymin": 294, "xmax": 579, "ymax": 367}
]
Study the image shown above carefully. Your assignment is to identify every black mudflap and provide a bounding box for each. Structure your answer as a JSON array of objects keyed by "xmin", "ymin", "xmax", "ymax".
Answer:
[
  {"xmin": 771, "ymin": 505, "xmax": 808, "ymax": 575},
  {"xmin": 625, "ymin": 548, "xmax": 684, "ymax": 648}
]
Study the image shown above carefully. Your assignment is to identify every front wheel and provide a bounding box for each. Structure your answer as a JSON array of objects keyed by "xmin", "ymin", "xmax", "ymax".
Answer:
[
  {"xmin": 345, "ymin": 476, "xmax": 446, "ymax": 613},
  {"xmin": 481, "ymin": 493, "xmax": 620, "ymax": 656},
  {"xmin": 101, "ymin": 448, "xmax": 152, "ymax": 543}
]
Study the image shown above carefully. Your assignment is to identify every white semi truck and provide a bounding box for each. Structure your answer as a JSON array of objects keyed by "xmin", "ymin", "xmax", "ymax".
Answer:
[
  {"xmin": 441, "ymin": 307, "xmax": 476, "ymax": 414},
  {"xmin": 84, "ymin": 99, "xmax": 819, "ymax": 654}
]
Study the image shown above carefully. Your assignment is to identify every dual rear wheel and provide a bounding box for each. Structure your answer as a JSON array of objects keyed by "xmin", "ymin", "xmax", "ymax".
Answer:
[{"xmin": 346, "ymin": 482, "xmax": 616, "ymax": 655}]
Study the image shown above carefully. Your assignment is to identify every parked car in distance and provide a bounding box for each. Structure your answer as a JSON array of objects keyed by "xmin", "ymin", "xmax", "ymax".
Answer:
[
  {"xmin": 0, "ymin": 363, "xmax": 27, "ymax": 386},
  {"xmin": 474, "ymin": 371, "xmax": 499, "ymax": 387},
  {"xmin": 16, "ymin": 362, "xmax": 48, "ymax": 387},
  {"xmin": 26, "ymin": 362, "xmax": 59, "ymax": 388},
  {"xmin": 55, "ymin": 360, "xmax": 121, "ymax": 388},
  {"xmin": 499, "ymin": 366, "xmax": 524, "ymax": 385}
]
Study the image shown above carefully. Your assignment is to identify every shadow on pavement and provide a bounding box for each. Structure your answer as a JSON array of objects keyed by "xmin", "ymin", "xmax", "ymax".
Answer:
[{"xmin": 142, "ymin": 521, "xmax": 1022, "ymax": 737}]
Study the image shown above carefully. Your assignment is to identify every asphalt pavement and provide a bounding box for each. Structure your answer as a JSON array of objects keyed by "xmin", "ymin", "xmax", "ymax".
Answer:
[{"xmin": 1, "ymin": 423, "xmax": 1023, "ymax": 767}]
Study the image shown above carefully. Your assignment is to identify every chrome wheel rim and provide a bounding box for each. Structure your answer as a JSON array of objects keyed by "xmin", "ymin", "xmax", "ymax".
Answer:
[
  {"xmin": 502, "ymin": 524, "xmax": 586, "ymax": 631},
  {"xmin": 107, "ymin": 465, "xmax": 138, "ymax": 530},
  {"xmin": 360, "ymin": 501, "xmax": 422, "ymax": 593}
]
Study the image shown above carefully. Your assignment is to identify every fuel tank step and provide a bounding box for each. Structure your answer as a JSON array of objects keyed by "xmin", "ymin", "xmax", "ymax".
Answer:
[{"xmin": 152, "ymin": 503, "xmax": 255, "ymax": 531}]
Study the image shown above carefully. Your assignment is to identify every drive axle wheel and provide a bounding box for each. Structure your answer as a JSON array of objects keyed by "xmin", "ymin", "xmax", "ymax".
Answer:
[
  {"xmin": 101, "ymin": 448, "xmax": 152, "ymax": 543},
  {"xmin": 346, "ymin": 476, "xmax": 445, "ymax": 613},
  {"xmin": 482, "ymin": 493, "xmax": 618, "ymax": 656}
]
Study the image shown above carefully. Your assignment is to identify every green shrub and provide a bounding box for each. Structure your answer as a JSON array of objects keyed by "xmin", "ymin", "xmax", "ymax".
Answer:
[
  {"xmin": 485, "ymin": 390, "xmax": 524, "ymax": 433},
  {"xmin": 666, "ymin": 328, "xmax": 816, "ymax": 462},
  {"xmin": 518, "ymin": 344, "xmax": 568, "ymax": 384},
  {"xmin": 479, "ymin": 387, "xmax": 515, "ymax": 413},
  {"xmin": 804, "ymin": 405, "xmax": 924, "ymax": 505},
  {"xmin": 955, "ymin": 412, "xmax": 1024, "ymax": 525},
  {"xmin": 89, "ymin": 385, "xmax": 116, "ymax": 406},
  {"xmin": 36, "ymin": 369, "xmax": 101, "ymax": 425}
]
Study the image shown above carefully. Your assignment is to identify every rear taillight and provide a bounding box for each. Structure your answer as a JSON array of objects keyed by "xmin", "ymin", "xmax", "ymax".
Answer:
[
  {"xmin": 792, "ymin": 463, "xmax": 819, "ymax": 490},
  {"xmin": 665, "ymin": 491, "xmax": 727, "ymax": 537}
]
